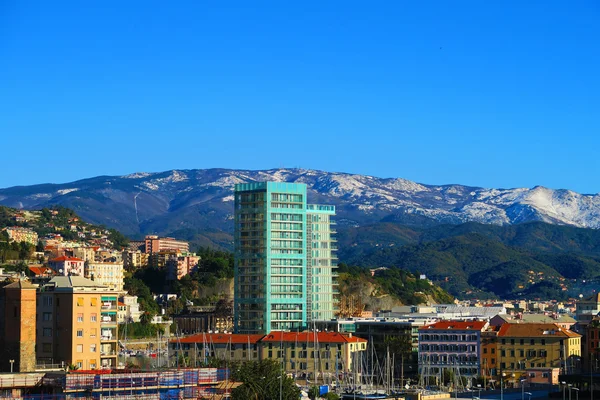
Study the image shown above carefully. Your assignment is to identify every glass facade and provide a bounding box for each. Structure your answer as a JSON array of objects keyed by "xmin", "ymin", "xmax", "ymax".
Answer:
[{"xmin": 234, "ymin": 182, "xmax": 337, "ymax": 334}]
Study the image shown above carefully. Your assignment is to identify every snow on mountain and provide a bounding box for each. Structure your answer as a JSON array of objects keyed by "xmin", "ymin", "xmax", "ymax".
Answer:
[{"xmin": 0, "ymin": 168, "xmax": 599, "ymax": 235}]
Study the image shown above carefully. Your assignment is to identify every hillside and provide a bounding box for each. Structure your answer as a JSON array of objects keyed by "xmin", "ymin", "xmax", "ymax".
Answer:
[
  {"xmin": 1, "ymin": 169, "xmax": 600, "ymax": 249},
  {"xmin": 0, "ymin": 205, "xmax": 128, "ymax": 250},
  {"xmin": 342, "ymin": 231, "xmax": 600, "ymax": 300}
]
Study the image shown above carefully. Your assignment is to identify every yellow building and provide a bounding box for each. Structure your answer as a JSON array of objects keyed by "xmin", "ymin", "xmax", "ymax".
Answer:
[
  {"xmin": 496, "ymin": 323, "xmax": 580, "ymax": 378},
  {"xmin": 36, "ymin": 276, "xmax": 119, "ymax": 370},
  {"xmin": 4, "ymin": 227, "xmax": 38, "ymax": 245},
  {"xmin": 170, "ymin": 331, "xmax": 368, "ymax": 381},
  {"xmin": 84, "ymin": 261, "xmax": 124, "ymax": 291}
]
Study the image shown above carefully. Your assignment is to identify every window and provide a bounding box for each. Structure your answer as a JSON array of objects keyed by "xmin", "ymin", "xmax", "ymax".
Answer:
[
  {"xmin": 43, "ymin": 296, "xmax": 53, "ymax": 306},
  {"xmin": 483, "ymin": 348, "xmax": 488, "ymax": 354},
  {"xmin": 77, "ymin": 330, "xmax": 84, "ymax": 337},
  {"xmin": 77, "ymin": 297, "xmax": 84, "ymax": 307},
  {"xmin": 76, "ymin": 361, "xmax": 83, "ymax": 369},
  {"xmin": 77, "ymin": 313, "xmax": 84, "ymax": 322},
  {"xmin": 91, "ymin": 328, "xmax": 97, "ymax": 338},
  {"xmin": 530, "ymin": 339, "xmax": 535, "ymax": 345},
  {"xmin": 91, "ymin": 298, "xmax": 97, "ymax": 306},
  {"xmin": 43, "ymin": 328, "xmax": 52, "ymax": 337},
  {"xmin": 90, "ymin": 361, "xmax": 97, "ymax": 369},
  {"xmin": 529, "ymin": 372, "xmax": 536, "ymax": 377},
  {"xmin": 43, "ymin": 312, "xmax": 52, "ymax": 321},
  {"xmin": 541, "ymin": 339, "xmax": 546, "ymax": 345},
  {"xmin": 542, "ymin": 372, "xmax": 549, "ymax": 378},
  {"xmin": 77, "ymin": 344, "xmax": 83, "ymax": 353},
  {"xmin": 91, "ymin": 313, "xmax": 97, "ymax": 322},
  {"xmin": 42, "ymin": 343, "xmax": 52, "ymax": 352},
  {"xmin": 90, "ymin": 344, "xmax": 97, "ymax": 353}
]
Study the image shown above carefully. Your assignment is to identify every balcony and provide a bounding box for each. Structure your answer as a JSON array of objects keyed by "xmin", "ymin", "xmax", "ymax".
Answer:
[{"xmin": 101, "ymin": 314, "xmax": 117, "ymax": 325}]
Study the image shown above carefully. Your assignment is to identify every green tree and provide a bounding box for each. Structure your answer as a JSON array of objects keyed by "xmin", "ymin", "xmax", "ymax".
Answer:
[
  {"xmin": 308, "ymin": 386, "xmax": 320, "ymax": 400},
  {"xmin": 231, "ymin": 360, "xmax": 301, "ymax": 400}
]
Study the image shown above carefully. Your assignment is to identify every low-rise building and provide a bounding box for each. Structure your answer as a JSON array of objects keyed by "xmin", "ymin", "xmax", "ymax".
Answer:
[
  {"xmin": 170, "ymin": 331, "xmax": 367, "ymax": 380},
  {"xmin": 84, "ymin": 262, "xmax": 124, "ymax": 291},
  {"xmin": 119, "ymin": 295, "xmax": 141, "ymax": 323},
  {"xmin": 496, "ymin": 323, "xmax": 581, "ymax": 377},
  {"xmin": 48, "ymin": 256, "xmax": 85, "ymax": 276},
  {"xmin": 418, "ymin": 320, "xmax": 489, "ymax": 385},
  {"xmin": 166, "ymin": 253, "xmax": 200, "ymax": 280}
]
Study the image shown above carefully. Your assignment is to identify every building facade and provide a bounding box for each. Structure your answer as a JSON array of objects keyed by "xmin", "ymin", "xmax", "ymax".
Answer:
[
  {"xmin": 3, "ymin": 227, "xmax": 38, "ymax": 245},
  {"xmin": 144, "ymin": 235, "xmax": 189, "ymax": 254},
  {"xmin": 234, "ymin": 182, "xmax": 338, "ymax": 334},
  {"xmin": 418, "ymin": 321, "xmax": 489, "ymax": 384},
  {"xmin": 48, "ymin": 256, "xmax": 85, "ymax": 276},
  {"xmin": 1, "ymin": 280, "xmax": 37, "ymax": 372},
  {"xmin": 84, "ymin": 261, "xmax": 124, "ymax": 291},
  {"xmin": 36, "ymin": 276, "xmax": 119, "ymax": 370},
  {"xmin": 306, "ymin": 205, "xmax": 338, "ymax": 322},
  {"xmin": 496, "ymin": 323, "xmax": 581, "ymax": 377},
  {"xmin": 170, "ymin": 331, "xmax": 367, "ymax": 379}
]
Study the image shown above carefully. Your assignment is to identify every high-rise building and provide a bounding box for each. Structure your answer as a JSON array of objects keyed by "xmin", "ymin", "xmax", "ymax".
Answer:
[
  {"xmin": 307, "ymin": 204, "xmax": 338, "ymax": 322},
  {"xmin": 234, "ymin": 182, "xmax": 337, "ymax": 334}
]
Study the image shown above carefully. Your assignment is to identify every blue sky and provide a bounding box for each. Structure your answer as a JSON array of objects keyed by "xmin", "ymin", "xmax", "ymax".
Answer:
[{"xmin": 1, "ymin": 1, "xmax": 599, "ymax": 193}]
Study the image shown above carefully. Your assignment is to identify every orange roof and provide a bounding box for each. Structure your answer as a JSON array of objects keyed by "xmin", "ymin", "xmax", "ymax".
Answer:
[
  {"xmin": 420, "ymin": 321, "xmax": 488, "ymax": 331},
  {"xmin": 118, "ymin": 301, "xmax": 126, "ymax": 306},
  {"xmin": 28, "ymin": 266, "xmax": 55, "ymax": 276},
  {"xmin": 50, "ymin": 256, "xmax": 84, "ymax": 262},
  {"xmin": 260, "ymin": 331, "xmax": 367, "ymax": 344},
  {"xmin": 174, "ymin": 333, "xmax": 264, "ymax": 345},
  {"xmin": 497, "ymin": 323, "xmax": 580, "ymax": 338}
]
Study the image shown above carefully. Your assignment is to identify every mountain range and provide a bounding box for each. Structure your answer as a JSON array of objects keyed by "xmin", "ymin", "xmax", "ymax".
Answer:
[
  {"xmin": 2, "ymin": 167, "xmax": 600, "ymax": 299},
  {"xmin": 0, "ymin": 168, "xmax": 599, "ymax": 247}
]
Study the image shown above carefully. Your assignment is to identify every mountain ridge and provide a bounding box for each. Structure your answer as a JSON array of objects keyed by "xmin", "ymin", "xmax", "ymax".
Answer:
[{"xmin": 0, "ymin": 168, "xmax": 599, "ymax": 243}]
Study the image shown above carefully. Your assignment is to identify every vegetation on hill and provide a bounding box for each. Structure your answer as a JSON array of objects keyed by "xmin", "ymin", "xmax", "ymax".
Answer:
[
  {"xmin": 340, "ymin": 225, "xmax": 600, "ymax": 299},
  {"xmin": 337, "ymin": 263, "xmax": 454, "ymax": 306}
]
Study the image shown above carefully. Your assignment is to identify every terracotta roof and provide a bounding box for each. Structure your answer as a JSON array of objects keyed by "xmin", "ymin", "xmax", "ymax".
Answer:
[
  {"xmin": 118, "ymin": 301, "xmax": 126, "ymax": 306},
  {"xmin": 50, "ymin": 256, "xmax": 84, "ymax": 262},
  {"xmin": 28, "ymin": 266, "xmax": 55, "ymax": 276},
  {"xmin": 497, "ymin": 323, "xmax": 580, "ymax": 338},
  {"xmin": 420, "ymin": 321, "xmax": 488, "ymax": 331},
  {"xmin": 174, "ymin": 333, "xmax": 264, "ymax": 345},
  {"xmin": 260, "ymin": 331, "xmax": 367, "ymax": 344}
]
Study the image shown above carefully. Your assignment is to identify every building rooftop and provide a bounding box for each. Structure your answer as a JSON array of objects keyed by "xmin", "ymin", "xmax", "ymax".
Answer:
[
  {"xmin": 4, "ymin": 279, "xmax": 37, "ymax": 290},
  {"xmin": 420, "ymin": 321, "xmax": 488, "ymax": 331},
  {"xmin": 174, "ymin": 333, "xmax": 265, "ymax": 345},
  {"xmin": 497, "ymin": 323, "xmax": 580, "ymax": 338},
  {"xmin": 50, "ymin": 256, "xmax": 84, "ymax": 262},
  {"xmin": 261, "ymin": 331, "xmax": 367, "ymax": 344},
  {"xmin": 46, "ymin": 276, "xmax": 109, "ymax": 289}
]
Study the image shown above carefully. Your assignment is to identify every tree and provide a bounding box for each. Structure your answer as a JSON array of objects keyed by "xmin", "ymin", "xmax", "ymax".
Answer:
[{"xmin": 231, "ymin": 360, "xmax": 301, "ymax": 400}]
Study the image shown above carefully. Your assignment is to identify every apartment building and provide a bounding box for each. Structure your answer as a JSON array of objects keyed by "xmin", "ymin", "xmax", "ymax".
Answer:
[
  {"xmin": 0, "ymin": 280, "xmax": 37, "ymax": 372},
  {"xmin": 496, "ymin": 323, "xmax": 581, "ymax": 376},
  {"xmin": 418, "ymin": 321, "xmax": 489, "ymax": 383},
  {"xmin": 3, "ymin": 227, "xmax": 38, "ymax": 245},
  {"xmin": 144, "ymin": 235, "xmax": 189, "ymax": 254},
  {"xmin": 169, "ymin": 331, "xmax": 367, "ymax": 378},
  {"xmin": 234, "ymin": 182, "xmax": 337, "ymax": 334},
  {"xmin": 36, "ymin": 276, "xmax": 119, "ymax": 370},
  {"xmin": 259, "ymin": 331, "xmax": 366, "ymax": 378},
  {"xmin": 48, "ymin": 256, "xmax": 85, "ymax": 276},
  {"xmin": 84, "ymin": 261, "xmax": 124, "ymax": 291},
  {"xmin": 122, "ymin": 250, "xmax": 148, "ymax": 270},
  {"xmin": 166, "ymin": 253, "xmax": 200, "ymax": 280}
]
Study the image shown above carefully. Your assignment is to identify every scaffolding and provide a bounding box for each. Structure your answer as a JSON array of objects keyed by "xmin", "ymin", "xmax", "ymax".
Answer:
[{"xmin": 0, "ymin": 368, "xmax": 231, "ymax": 400}]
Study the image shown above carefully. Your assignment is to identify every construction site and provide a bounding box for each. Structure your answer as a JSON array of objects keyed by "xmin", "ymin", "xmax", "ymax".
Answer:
[{"xmin": 0, "ymin": 368, "xmax": 233, "ymax": 399}]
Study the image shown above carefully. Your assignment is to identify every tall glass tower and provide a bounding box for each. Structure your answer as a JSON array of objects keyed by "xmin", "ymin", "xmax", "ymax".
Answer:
[{"xmin": 234, "ymin": 182, "xmax": 337, "ymax": 334}]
